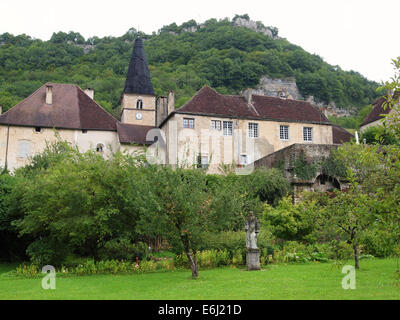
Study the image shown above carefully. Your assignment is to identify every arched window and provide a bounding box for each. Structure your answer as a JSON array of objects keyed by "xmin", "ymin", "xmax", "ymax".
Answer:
[
  {"xmin": 136, "ymin": 99, "xmax": 143, "ymax": 109},
  {"xmin": 96, "ymin": 143, "xmax": 104, "ymax": 153}
]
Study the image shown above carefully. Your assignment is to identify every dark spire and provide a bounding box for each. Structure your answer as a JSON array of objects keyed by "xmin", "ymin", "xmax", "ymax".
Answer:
[{"xmin": 123, "ymin": 37, "xmax": 155, "ymax": 95}]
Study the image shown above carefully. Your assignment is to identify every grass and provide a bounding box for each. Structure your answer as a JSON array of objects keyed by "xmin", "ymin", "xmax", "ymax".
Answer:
[{"xmin": 0, "ymin": 259, "xmax": 399, "ymax": 300}]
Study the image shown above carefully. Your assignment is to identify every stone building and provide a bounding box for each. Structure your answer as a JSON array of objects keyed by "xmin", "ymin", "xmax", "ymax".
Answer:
[
  {"xmin": 0, "ymin": 38, "xmax": 156, "ymax": 171},
  {"xmin": 360, "ymin": 94, "xmax": 398, "ymax": 132},
  {"xmin": 0, "ymin": 37, "xmax": 352, "ymax": 172},
  {"xmin": 156, "ymin": 86, "xmax": 352, "ymax": 174}
]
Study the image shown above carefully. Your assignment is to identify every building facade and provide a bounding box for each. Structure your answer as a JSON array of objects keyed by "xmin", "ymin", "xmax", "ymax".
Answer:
[{"xmin": 0, "ymin": 37, "xmax": 351, "ymax": 172}]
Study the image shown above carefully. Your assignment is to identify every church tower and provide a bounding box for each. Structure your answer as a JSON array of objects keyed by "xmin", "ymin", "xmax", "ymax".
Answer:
[{"xmin": 120, "ymin": 37, "xmax": 156, "ymax": 126}]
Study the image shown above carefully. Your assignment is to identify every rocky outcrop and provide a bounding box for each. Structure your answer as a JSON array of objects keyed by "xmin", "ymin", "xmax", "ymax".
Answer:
[
  {"xmin": 232, "ymin": 17, "xmax": 278, "ymax": 39},
  {"xmin": 246, "ymin": 76, "xmax": 302, "ymax": 100}
]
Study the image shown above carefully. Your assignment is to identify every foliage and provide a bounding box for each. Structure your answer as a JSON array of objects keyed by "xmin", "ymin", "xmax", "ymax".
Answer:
[
  {"xmin": 328, "ymin": 104, "xmax": 373, "ymax": 130},
  {"xmin": 0, "ymin": 172, "xmax": 29, "ymax": 261},
  {"xmin": 0, "ymin": 16, "xmax": 379, "ymax": 114},
  {"xmin": 321, "ymin": 150, "xmax": 348, "ymax": 178},
  {"xmin": 264, "ymin": 197, "xmax": 317, "ymax": 242},
  {"xmin": 360, "ymin": 125, "xmax": 399, "ymax": 145},
  {"xmin": 293, "ymin": 152, "xmax": 318, "ymax": 180},
  {"xmin": 11, "ymin": 258, "xmax": 176, "ymax": 278},
  {"xmin": 98, "ymin": 239, "xmax": 149, "ymax": 262},
  {"xmin": 174, "ymin": 249, "xmax": 231, "ymax": 269},
  {"xmin": 379, "ymin": 57, "xmax": 400, "ymax": 139}
]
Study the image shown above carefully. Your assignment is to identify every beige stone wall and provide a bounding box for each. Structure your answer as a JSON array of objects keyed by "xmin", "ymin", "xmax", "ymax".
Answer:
[
  {"xmin": 121, "ymin": 109, "xmax": 156, "ymax": 126},
  {"xmin": 360, "ymin": 119, "xmax": 383, "ymax": 132},
  {"xmin": 0, "ymin": 125, "xmax": 119, "ymax": 171},
  {"xmin": 119, "ymin": 143, "xmax": 147, "ymax": 156},
  {"xmin": 162, "ymin": 114, "xmax": 333, "ymax": 174}
]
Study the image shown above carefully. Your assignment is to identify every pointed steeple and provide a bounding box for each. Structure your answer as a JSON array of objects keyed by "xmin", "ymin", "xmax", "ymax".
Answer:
[{"xmin": 123, "ymin": 37, "xmax": 155, "ymax": 95}]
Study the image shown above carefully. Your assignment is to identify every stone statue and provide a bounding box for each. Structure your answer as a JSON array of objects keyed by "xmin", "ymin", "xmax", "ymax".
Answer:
[
  {"xmin": 245, "ymin": 212, "xmax": 261, "ymax": 270},
  {"xmin": 245, "ymin": 212, "xmax": 260, "ymax": 249}
]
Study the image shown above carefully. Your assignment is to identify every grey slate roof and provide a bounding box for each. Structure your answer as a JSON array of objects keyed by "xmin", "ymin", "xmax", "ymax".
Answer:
[{"xmin": 123, "ymin": 38, "xmax": 155, "ymax": 96}]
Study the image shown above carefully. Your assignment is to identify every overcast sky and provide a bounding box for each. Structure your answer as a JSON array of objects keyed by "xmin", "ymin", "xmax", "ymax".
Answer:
[{"xmin": 1, "ymin": 0, "xmax": 399, "ymax": 83}]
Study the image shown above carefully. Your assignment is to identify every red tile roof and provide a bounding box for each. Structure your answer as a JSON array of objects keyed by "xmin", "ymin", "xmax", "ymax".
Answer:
[
  {"xmin": 175, "ymin": 86, "xmax": 331, "ymax": 124},
  {"xmin": 360, "ymin": 94, "xmax": 397, "ymax": 127},
  {"xmin": 0, "ymin": 83, "xmax": 118, "ymax": 131},
  {"xmin": 332, "ymin": 125, "xmax": 353, "ymax": 144},
  {"xmin": 117, "ymin": 122, "xmax": 155, "ymax": 145}
]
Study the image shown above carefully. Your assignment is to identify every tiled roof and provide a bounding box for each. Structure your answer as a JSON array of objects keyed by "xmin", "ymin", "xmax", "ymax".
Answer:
[
  {"xmin": 117, "ymin": 122, "xmax": 155, "ymax": 145},
  {"xmin": 123, "ymin": 38, "xmax": 155, "ymax": 96},
  {"xmin": 175, "ymin": 86, "xmax": 331, "ymax": 124},
  {"xmin": 360, "ymin": 94, "xmax": 398, "ymax": 127},
  {"xmin": 0, "ymin": 83, "xmax": 118, "ymax": 130},
  {"xmin": 332, "ymin": 125, "xmax": 353, "ymax": 144}
]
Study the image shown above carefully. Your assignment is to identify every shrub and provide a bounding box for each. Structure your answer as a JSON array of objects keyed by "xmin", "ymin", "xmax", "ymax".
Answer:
[
  {"xmin": 26, "ymin": 239, "xmax": 68, "ymax": 266},
  {"xmin": 98, "ymin": 239, "xmax": 149, "ymax": 262},
  {"xmin": 232, "ymin": 250, "xmax": 244, "ymax": 266},
  {"xmin": 174, "ymin": 250, "xmax": 231, "ymax": 269},
  {"xmin": 198, "ymin": 231, "xmax": 274, "ymax": 261}
]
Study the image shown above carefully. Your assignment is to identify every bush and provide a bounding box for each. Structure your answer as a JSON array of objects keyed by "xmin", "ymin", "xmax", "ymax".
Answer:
[
  {"xmin": 232, "ymin": 249, "xmax": 244, "ymax": 266},
  {"xmin": 198, "ymin": 231, "xmax": 274, "ymax": 261},
  {"xmin": 26, "ymin": 239, "xmax": 68, "ymax": 266},
  {"xmin": 98, "ymin": 239, "xmax": 149, "ymax": 262},
  {"xmin": 174, "ymin": 250, "xmax": 231, "ymax": 269}
]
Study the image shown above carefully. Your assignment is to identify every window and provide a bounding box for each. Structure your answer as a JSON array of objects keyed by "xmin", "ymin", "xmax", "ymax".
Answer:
[
  {"xmin": 35, "ymin": 127, "xmax": 41, "ymax": 133},
  {"xmin": 223, "ymin": 121, "xmax": 233, "ymax": 136},
  {"xmin": 197, "ymin": 154, "xmax": 208, "ymax": 169},
  {"xmin": 96, "ymin": 143, "xmax": 104, "ymax": 153},
  {"xmin": 240, "ymin": 155, "xmax": 248, "ymax": 166},
  {"xmin": 280, "ymin": 125, "xmax": 289, "ymax": 140},
  {"xmin": 136, "ymin": 99, "xmax": 143, "ymax": 109},
  {"xmin": 303, "ymin": 127, "xmax": 313, "ymax": 142},
  {"xmin": 82, "ymin": 129, "xmax": 88, "ymax": 134},
  {"xmin": 248, "ymin": 123, "xmax": 259, "ymax": 138},
  {"xmin": 211, "ymin": 120, "xmax": 221, "ymax": 131},
  {"xmin": 17, "ymin": 140, "xmax": 31, "ymax": 159},
  {"xmin": 183, "ymin": 118, "xmax": 194, "ymax": 129}
]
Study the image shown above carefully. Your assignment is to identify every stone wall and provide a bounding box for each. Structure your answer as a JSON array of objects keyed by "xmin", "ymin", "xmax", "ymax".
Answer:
[{"xmin": 254, "ymin": 143, "xmax": 348, "ymax": 202}]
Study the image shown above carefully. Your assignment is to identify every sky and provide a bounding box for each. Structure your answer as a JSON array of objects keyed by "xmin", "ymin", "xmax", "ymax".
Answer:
[{"xmin": 1, "ymin": 0, "xmax": 399, "ymax": 83}]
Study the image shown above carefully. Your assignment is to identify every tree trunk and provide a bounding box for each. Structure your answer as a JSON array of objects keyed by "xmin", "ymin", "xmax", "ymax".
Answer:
[
  {"xmin": 353, "ymin": 244, "xmax": 359, "ymax": 270},
  {"xmin": 186, "ymin": 250, "xmax": 199, "ymax": 279},
  {"xmin": 181, "ymin": 234, "xmax": 199, "ymax": 278}
]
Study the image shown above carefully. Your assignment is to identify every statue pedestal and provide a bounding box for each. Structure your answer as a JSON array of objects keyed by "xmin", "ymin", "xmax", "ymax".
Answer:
[{"xmin": 246, "ymin": 248, "xmax": 261, "ymax": 271}]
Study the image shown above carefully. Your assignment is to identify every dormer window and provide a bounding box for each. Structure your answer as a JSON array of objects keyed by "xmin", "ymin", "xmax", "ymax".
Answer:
[
  {"xmin": 136, "ymin": 99, "xmax": 143, "ymax": 109},
  {"xmin": 96, "ymin": 143, "xmax": 104, "ymax": 153}
]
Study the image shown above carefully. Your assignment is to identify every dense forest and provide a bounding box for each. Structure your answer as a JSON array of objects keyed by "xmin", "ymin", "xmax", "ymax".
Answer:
[{"xmin": 0, "ymin": 15, "xmax": 381, "ymax": 119}]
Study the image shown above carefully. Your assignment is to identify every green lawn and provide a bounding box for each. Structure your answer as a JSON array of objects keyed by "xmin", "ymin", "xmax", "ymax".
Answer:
[{"xmin": 0, "ymin": 259, "xmax": 399, "ymax": 300}]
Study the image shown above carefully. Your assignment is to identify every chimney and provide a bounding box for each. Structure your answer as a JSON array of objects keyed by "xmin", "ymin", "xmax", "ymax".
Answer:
[
  {"xmin": 243, "ymin": 89, "xmax": 252, "ymax": 105},
  {"xmin": 167, "ymin": 91, "xmax": 175, "ymax": 115},
  {"xmin": 84, "ymin": 88, "xmax": 94, "ymax": 100},
  {"xmin": 46, "ymin": 85, "xmax": 53, "ymax": 105}
]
